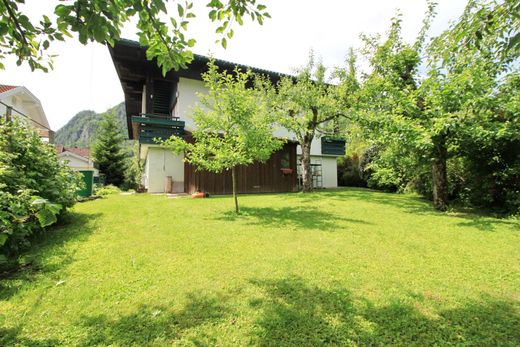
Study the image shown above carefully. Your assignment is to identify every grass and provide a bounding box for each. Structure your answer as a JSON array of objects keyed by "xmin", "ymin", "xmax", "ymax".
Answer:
[{"xmin": 1, "ymin": 188, "xmax": 519, "ymax": 346}]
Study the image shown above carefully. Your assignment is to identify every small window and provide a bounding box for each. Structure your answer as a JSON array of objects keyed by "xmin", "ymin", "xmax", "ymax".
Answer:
[{"xmin": 281, "ymin": 152, "xmax": 290, "ymax": 169}]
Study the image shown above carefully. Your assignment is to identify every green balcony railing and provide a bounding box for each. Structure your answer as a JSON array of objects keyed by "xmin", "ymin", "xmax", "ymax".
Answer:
[
  {"xmin": 132, "ymin": 114, "xmax": 185, "ymax": 144},
  {"xmin": 321, "ymin": 137, "xmax": 346, "ymax": 156}
]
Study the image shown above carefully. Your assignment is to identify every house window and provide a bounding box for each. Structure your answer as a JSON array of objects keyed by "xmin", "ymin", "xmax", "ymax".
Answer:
[{"xmin": 281, "ymin": 152, "xmax": 290, "ymax": 169}]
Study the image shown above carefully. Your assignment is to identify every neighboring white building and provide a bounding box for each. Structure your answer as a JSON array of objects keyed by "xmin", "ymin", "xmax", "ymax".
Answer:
[
  {"xmin": 55, "ymin": 146, "xmax": 99, "ymax": 176},
  {"xmin": 109, "ymin": 39, "xmax": 345, "ymax": 194},
  {"xmin": 0, "ymin": 84, "xmax": 53, "ymax": 141}
]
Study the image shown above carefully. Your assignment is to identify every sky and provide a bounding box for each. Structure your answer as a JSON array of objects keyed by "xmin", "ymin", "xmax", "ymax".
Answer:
[{"xmin": 1, "ymin": 0, "xmax": 468, "ymax": 130}]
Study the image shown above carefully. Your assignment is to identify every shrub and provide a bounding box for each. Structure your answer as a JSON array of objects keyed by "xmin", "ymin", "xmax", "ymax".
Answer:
[
  {"xmin": 95, "ymin": 184, "xmax": 121, "ymax": 196},
  {"xmin": 0, "ymin": 119, "xmax": 82, "ymax": 261},
  {"xmin": 337, "ymin": 154, "xmax": 366, "ymax": 187}
]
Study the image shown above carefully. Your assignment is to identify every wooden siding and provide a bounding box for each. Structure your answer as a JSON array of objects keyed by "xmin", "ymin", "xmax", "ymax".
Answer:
[{"xmin": 184, "ymin": 142, "xmax": 298, "ymax": 194}]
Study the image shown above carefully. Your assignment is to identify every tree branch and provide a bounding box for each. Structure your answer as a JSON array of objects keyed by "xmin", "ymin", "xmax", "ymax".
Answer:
[{"xmin": 2, "ymin": 0, "xmax": 29, "ymax": 47}]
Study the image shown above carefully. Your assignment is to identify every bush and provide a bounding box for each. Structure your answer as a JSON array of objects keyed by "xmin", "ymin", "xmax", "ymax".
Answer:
[
  {"xmin": 337, "ymin": 154, "xmax": 366, "ymax": 187},
  {"xmin": 0, "ymin": 119, "xmax": 82, "ymax": 261},
  {"xmin": 94, "ymin": 184, "xmax": 121, "ymax": 196}
]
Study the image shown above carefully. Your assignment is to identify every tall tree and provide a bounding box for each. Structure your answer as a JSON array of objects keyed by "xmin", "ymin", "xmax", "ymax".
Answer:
[
  {"xmin": 92, "ymin": 113, "xmax": 127, "ymax": 186},
  {"xmin": 275, "ymin": 54, "xmax": 343, "ymax": 192},
  {"xmin": 353, "ymin": 0, "xmax": 518, "ymax": 211},
  {"xmin": 0, "ymin": 0, "xmax": 269, "ymax": 73},
  {"xmin": 163, "ymin": 61, "xmax": 283, "ymax": 213}
]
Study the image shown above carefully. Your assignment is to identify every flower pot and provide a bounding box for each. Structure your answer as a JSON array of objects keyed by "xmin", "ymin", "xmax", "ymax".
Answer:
[{"xmin": 280, "ymin": 168, "xmax": 293, "ymax": 175}]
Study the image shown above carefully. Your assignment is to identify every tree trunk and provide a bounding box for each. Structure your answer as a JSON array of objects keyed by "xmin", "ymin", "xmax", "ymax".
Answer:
[
  {"xmin": 431, "ymin": 136, "xmax": 448, "ymax": 211},
  {"xmin": 301, "ymin": 141, "xmax": 313, "ymax": 193},
  {"xmin": 231, "ymin": 166, "xmax": 239, "ymax": 213}
]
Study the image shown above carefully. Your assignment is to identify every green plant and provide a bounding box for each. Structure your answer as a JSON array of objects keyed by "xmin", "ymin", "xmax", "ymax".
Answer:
[
  {"xmin": 0, "ymin": 119, "xmax": 81, "ymax": 260},
  {"xmin": 0, "ymin": 0, "xmax": 270, "ymax": 73},
  {"xmin": 163, "ymin": 60, "xmax": 283, "ymax": 213},
  {"xmin": 92, "ymin": 113, "xmax": 127, "ymax": 187},
  {"xmin": 94, "ymin": 184, "xmax": 122, "ymax": 197}
]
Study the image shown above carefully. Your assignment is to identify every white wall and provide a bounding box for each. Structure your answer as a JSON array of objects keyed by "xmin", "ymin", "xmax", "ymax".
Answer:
[
  {"xmin": 0, "ymin": 89, "xmax": 50, "ymax": 132},
  {"xmin": 144, "ymin": 146, "xmax": 184, "ymax": 193},
  {"xmin": 58, "ymin": 153, "xmax": 99, "ymax": 176},
  {"xmin": 320, "ymin": 156, "xmax": 338, "ymax": 188},
  {"xmin": 178, "ymin": 78, "xmax": 325, "ymax": 156},
  {"xmin": 177, "ymin": 78, "xmax": 208, "ymax": 132}
]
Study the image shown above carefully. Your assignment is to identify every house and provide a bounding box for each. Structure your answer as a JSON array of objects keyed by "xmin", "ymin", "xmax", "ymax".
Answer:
[
  {"xmin": 0, "ymin": 84, "xmax": 53, "ymax": 142},
  {"xmin": 109, "ymin": 39, "xmax": 345, "ymax": 194},
  {"xmin": 56, "ymin": 145, "xmax": 98, "ymax": 197}
]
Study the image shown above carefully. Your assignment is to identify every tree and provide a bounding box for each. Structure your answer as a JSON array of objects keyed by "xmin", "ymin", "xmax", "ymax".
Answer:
[
  {"xmin": 352, "ymin": 0, "xmax": 518, "ymax": 211},
  {"xmin": 275, "ymin": 54, "xmax": 344, "ymax": 192},
  {"xmin": 163, "ymin": 61, "xmax": 284, "ymax": 213},
  {"xmin": 0, "ymin": 0, "xmax": 270, "ymax": 74},
  {"xmin": 422, "ymin": 0, "xmax": 519, "ymax": 211},
  {"xmin": 92, "ymin": 113, "xmax": 127, "ymax": 186}
]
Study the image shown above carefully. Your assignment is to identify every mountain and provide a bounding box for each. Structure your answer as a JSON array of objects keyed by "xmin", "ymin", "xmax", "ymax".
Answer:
[{"xmin": 54, "ymin": 102, "xmax": 128, "ymax": 147}]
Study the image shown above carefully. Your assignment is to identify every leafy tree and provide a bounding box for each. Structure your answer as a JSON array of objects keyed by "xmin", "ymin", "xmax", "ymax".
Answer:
[
  {"xmin": 92, "ymin": 113, "xmax": 127, "ymax": 187},
  {"xmin": 352, "ymin": 0, "xmax": 518, "ymax": 211},
  {"xmin": 0, "ymin": 0, "xmax": 270, "ymax": 74},
  {"xmin": 163, "ymin": 61, "xmax": 283, "ymax": 213},
  {"xmin": 275, "ymin": 54, "xmax": 346, "ymax": 192}
]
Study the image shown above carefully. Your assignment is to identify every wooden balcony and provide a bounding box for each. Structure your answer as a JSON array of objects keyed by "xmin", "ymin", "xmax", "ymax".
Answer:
[
  {"xmin": 321, "ymin": 137, "xmax": 346, "ymax": 156},
  {"xmin": 131, "ymin": 114, "xmax": 185, "ymax": 144}
]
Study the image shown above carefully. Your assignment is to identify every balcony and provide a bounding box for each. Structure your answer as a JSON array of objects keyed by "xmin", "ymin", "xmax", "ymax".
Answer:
[
  {"xmin": 321, "ymin": 137, "xmax": 346, "ymax": 156},
  {"xmin": 131, "ymin": 114, "xmax": 185, "ymax": 144}
]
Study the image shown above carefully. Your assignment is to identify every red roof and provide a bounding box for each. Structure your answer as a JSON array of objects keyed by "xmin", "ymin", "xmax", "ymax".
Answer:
[
  {"xmin": 55, "ymin": 145, "xmax": 91, "ymax": 159},
  {"xmin": 0, "ymin": 85, "xmax": 18, "ymax": 94}
]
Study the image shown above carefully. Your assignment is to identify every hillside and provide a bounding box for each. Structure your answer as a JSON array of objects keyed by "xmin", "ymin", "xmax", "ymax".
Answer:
[{"xmin": 54, "ymin": 102, "xmax": 128, "ymax": 147}]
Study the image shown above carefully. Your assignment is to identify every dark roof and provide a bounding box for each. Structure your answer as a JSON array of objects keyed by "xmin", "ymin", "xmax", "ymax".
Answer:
[
  {"xmin": 109, "ymin": 39, "xmax": 294, "ymax": 139},
  {"xmin": 115, "ymin": 38, "xmax": 292, "ymax": 81}
]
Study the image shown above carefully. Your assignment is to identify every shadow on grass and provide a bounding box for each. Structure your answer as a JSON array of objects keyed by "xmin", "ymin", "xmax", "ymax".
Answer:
[
  {"xmin": 215, "ymin": 206, "xmax": 372, "ymax": 231},
  {"xmin": 250, "ymin": 276, "xmax": 520, "ymax": 346},
  {"xmin": 0, "ymin": 327, "xmax": 60, "ymax": 346},
  {"xmin": 286, "ymin": 188, "xmax": 519, "ymax": 232},
  {"xmin": 0, "ymin": 211, "xmax": 101, "ymax": 300},
  {"xmin": 75, "ymin": 292, "xmax": 230, "ymax": 346}
]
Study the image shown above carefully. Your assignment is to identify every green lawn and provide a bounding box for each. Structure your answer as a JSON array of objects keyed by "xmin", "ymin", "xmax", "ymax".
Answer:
[{"xmin": 1, "ymin": 188, "xmax": 519, "ymax": 346}]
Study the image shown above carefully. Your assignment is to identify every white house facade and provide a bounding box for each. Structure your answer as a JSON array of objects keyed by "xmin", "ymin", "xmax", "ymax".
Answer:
[
  {"xmin": 0, "ymin": 85, "xmax": 52, "ymax": 141},
  {"xmin": 109, "ymin": 39, "xmax": 345, "ymax": 194}
]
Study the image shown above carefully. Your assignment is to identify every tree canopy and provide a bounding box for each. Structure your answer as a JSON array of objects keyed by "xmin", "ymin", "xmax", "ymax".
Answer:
[
  {"xmin": 163, "ymin": 61, "xmax": 284, "ymax": 213},
  {"xmin": 0, "ymin": 0, "xmax": 269, "ymax": 74},
  {"xmin": 342, "ymin": 0, "xmax": 519, "ymax": 212}
]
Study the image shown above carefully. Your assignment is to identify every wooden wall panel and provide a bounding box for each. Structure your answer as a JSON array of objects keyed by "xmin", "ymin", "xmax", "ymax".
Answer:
[{"xmin": 184, "ymin": 142, "xmax": 298, "ymax": 195}]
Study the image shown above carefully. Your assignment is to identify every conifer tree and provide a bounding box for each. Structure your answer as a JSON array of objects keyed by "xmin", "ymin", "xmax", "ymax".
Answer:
[{"xmin": 92, "ymin": 113, "xmax": 126, "ymax": 186}]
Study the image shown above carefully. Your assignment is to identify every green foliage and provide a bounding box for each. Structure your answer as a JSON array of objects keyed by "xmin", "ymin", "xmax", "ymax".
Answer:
[
  {"xmin": 92, "ymin": 113, "xmax": 127, "ymax": 187},
  {"xmin": 0, "ymin": 0, "xmax": 270, "ymax": 74},
  {"xmin": 94, "ymin": 184, "xmax": 122, "ymax": 197},
  {"xmin": 0, "ymin": 119, "xmax": 81, "ymax": 259},
  {"xmin": 349, "ymin": 0, "xmax": 519, "ymax": 213},
  {"xmin": 275, "ymin": 53, "xmax": 350, "ymax": 192},
  {"xmin": 1, "ymin": 191, "xmax": 519, "ymax": 345},
  {"xmin": 164, "ymin": 60, "xmax": 283, "ymax": 212},
  {"xmin": 337, "ymin": 154, "xmax": 365, "ymax": 187},
  {"xmin": 122, "ymin": 142, "xmax": 143, "ymax": 191}
]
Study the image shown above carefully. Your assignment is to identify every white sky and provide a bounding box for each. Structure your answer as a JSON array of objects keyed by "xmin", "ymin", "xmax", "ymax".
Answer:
[{"xmin": 1, "ymin": 0, "xmax": 468, "ymax": 130}]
